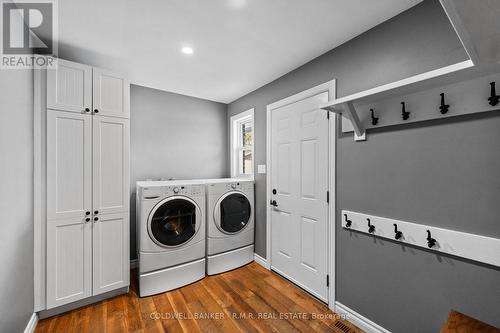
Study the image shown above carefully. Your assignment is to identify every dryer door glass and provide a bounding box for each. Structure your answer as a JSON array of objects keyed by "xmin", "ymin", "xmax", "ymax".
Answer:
[
  {"xmin": 150, "ymin": 199, "xmax": 196, "ymax": 246},
  {"xmin": 220, "ymin": 193, "xmax": 251, "ymax": 233}
]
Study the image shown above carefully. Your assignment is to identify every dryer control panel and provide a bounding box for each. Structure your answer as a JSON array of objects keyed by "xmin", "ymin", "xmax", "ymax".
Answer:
[{"xmin": 208, "ymin": 181, "xmax": 254, "ymax": 195}]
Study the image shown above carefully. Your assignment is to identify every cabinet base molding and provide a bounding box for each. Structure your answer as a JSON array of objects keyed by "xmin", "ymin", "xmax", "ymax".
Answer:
[
  {"xmin": 23, "ymin": 313, "xmax": 38, "ymax": 333},
  {"xmin": 38, "ymin": 286, "xmax": 129, "ymax": 319}
]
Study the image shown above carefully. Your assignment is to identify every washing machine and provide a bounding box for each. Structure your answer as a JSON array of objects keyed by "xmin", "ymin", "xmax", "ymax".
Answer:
[
  {"xmin": 136, "ymin": 180, "xmax": 206, "ymax": 297},
  {"xmin": 206, "ymin": 179, "xmax": 255, "ymax": 275}
]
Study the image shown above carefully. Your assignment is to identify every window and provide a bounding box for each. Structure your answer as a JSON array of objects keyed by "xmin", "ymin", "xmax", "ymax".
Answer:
[{"xmin": 230, "ymin": 109, "xmax": 254, "ymax": 178}]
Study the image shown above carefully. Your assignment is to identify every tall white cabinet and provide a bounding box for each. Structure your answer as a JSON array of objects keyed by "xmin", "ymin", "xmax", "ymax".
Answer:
[{"xmin": 35, "ymin": 58, "xmax": 130, "ymax": 311}]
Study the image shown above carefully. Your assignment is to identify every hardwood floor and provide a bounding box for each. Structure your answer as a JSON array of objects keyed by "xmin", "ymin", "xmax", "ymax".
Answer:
[{"xmin": 35, "ymin": 262, "xmax": 362, "ymax": 333}]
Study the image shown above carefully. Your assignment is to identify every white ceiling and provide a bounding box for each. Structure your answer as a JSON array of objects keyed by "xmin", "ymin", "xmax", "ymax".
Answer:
[{"xmin": 57, "ymin": 0, "xmax": 422, "ymax": 103}]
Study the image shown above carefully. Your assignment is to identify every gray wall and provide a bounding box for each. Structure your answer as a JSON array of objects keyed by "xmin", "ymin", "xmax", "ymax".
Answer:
[
  {"xmin": 228, "ymin": 0, "xmax": 500, "ymax": 331},
  {"xmin": 0, "ymin": 71, "xmax": 34, "ymax": 332},
  {"xmin": 130, "ymin": 85, "xmax": 228, "ymax": 259}
]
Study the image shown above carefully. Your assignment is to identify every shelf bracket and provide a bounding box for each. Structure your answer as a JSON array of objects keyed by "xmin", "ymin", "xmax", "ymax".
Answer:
[
  {"xmin": 343, "ymin": 102, "xmax": 365, "ymax": 139},
  {"xmin": 322, "ymin": 101, "xmax": 365, "ymax": 141}
]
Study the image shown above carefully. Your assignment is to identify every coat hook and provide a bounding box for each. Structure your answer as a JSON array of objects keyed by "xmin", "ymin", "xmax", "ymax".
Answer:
[
  {"xmin": 439, "ymin": 93, "xmax": 450, "ymax": 114},
  {"xmin": 367, "ymin": 218, "xmax": 375, "ymax": 234},
  {"xmin": 488, "ymin": 82, "xmax": 500, "ymax": 106},
  {"xmin": 393, "ymin": 223, "xmax": 403, "ymax": 240},
  {"xmin": 370, "ymin": 108, "xmax": 379, "ymax": 126},
  {"xmin": 401, "ymin": 102, "xmax": 410, "ymax": 120},
  {"xmin": 426, "ymin": 230, "xmax": 436, "ymax": 248},
  {"xmin": 344, "ymin": 214, "xmax": 352, "ymax": 228}
]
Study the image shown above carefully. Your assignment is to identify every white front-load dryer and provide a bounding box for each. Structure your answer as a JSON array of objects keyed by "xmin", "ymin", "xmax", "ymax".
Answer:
[
  {"xmin": 206, "ymin": 180, "xmax": 254, "ymax": 275},
  {"xmin": 136, "ymin": 181, "xmax": 206, "ymax": 297}
]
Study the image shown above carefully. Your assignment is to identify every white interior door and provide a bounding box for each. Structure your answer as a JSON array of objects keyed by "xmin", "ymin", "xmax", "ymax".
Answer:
[
  {"xmin": 93, "ymin": 68, "xmax": 130, "ymax": 118},
  {"xmin": 93, "ymin": 115, "xmax": 130, "ymax": 215},
  {"xmin": 46, "ymin": 110, "xmax": 92, "ymax": 220},
  {"xmin": 93, "ymin": 212, "xmax": 129, "ymax": 295},
  {"xmin": 46, "ymin": 216, "xmax": 92, "ymax": 309},
  {"xmin": 47, "ymin": 58, "xmax": 92, "ymax": 113},
  {"xmin": 271, "ymin": 92, "xmax": 329, "ymax": 301}
]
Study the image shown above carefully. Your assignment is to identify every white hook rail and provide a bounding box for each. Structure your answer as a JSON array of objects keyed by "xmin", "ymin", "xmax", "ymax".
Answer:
[{"xmin": 342, "ymin": 210, "xmax": 500, "ymax": 267}]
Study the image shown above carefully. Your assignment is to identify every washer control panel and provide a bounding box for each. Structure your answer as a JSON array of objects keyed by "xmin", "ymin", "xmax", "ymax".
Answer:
[
  {"xmin": 164, "ymin": 184, "xmax": 204, "ymax": 196},
  {"xmin": 141, "ymin": 184, "xmax": 204, "ymax": 198}
]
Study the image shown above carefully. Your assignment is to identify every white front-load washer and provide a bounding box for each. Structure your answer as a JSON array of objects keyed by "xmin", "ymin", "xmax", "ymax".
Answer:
[
  {"xmin": 136, "ymin": 181, "xmax": 206, "ymax": 297},
  {"xmin": 206, "ymin": 179, "xmax": 255, "ymax": 275}
]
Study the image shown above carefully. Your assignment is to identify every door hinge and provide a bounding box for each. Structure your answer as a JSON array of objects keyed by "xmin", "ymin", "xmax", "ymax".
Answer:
[
  {"xmin": 327, "ymin": 191, "xmax": 329, "ymax": 203},
  {"xmin": 327, "ymin": 111, "xmax": 330, "ymax": 119},
  {"xmin": 327, "ymin": 274, "xmax": 329, "ymax": 287}
]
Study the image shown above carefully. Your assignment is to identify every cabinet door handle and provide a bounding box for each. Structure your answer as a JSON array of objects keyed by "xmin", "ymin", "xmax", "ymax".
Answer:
[
  {"xmin": 84, "ymin": 108, "xmax": 90, "ymax": 113},
  {"xmin": 85, "ymin": 217, "xmax": 90, "ymax": 223},
  {"xmin": 94, "ymin": 217, "xmax": 99, "ymax": 222},
  {"xmin": 94, "ymin": 109, "xmax": 99, "ymax": 114}
]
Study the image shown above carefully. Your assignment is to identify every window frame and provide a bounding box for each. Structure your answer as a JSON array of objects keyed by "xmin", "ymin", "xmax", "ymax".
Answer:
[{"xmin": 230, "ymin": 108, "xmax": 254, "ymax": 179}]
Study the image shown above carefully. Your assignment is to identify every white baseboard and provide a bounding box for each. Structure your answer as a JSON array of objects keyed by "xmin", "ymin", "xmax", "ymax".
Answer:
[
  {"xmin": 335, "ymin": 301, "xmax": 391, "ymax": 333},
  {"xmin": 253, "ymin": 253, "xmax": 271, "ymax": 269},
  {"xmin": 24, "ymin": 313, "xmax": 38, "ymax": 333},
  {"xmin": 130, "ymin": 259, "xmax": 138, "ymax": 269}
]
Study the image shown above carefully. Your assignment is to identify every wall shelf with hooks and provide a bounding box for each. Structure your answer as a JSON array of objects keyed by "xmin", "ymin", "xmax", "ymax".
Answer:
[
  {"xmin": 321, "ymin": 60, "xmax": 474, "ymax": 140},
  {"xmin": 322, "ymin": 63, "xmax": 500, "ymax": 140},
  {"xmin": 341, "ymin": 210, "xmax": 500, "ymax": 268}
]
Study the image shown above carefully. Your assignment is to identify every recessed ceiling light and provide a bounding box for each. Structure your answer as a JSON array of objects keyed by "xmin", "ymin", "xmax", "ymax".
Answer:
[{"xmin": 181, "ymin": 46, "xmax": 194, "ymax": 55}]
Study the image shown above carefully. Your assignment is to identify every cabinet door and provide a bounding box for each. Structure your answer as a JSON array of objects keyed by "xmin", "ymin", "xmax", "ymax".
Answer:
[
  {"xmin": 93, "ymin": 116, "xmax": 130, "ymax": 215},
  {"xmin": 47, "ymin": 110, "xmax": 92, "ymax": 220},
  {"xmin": 93, "ymin": 68, "xmax": 130, "ymax": 118},
  {"xmin": 93, "ymin": 212, "xmax": 129, "ymax": 295},
  {"xmin": 46, "ymin": 217, "xmax": 92, "ymax": 308},
  {"xmin": 47, "ymin": 59, "xmax": 92, "ymax": 113}
]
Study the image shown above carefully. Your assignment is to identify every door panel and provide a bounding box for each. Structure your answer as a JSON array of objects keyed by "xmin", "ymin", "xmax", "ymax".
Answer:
[
  {"xmin": 47, "ymin": 110, "xmax": 92, "ymax": 220},
  {"xmin": 93, "ymin": 68, "xmax": 130, "ymax": 118},
  {"xmin": 47, "ymin": 59, "xmax": 92, "ymax": 113},
  {"xmin": 93, "ymin": 116, "xmax": 130, "ymax": 215},
  {"xmin": 271, "ymin": 92, "xmax": 329, "ymax": 301},
  {"xmin": 46, "ymin": 217, "xmax": 92, "ymax": 308},
  {"xmin": 93, "ymin": 212, "xmax": 129, "ymax": 295}
]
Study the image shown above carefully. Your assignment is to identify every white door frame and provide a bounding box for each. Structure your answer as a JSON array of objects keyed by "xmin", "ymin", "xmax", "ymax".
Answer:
[{"xmin": 266, "ymin": 79, "xmax": 336, "ymax": 310}]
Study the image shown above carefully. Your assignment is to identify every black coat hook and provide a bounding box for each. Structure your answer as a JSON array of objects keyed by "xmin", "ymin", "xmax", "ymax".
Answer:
[
  {"xmin": 367, "ymin": 218, "xmax": 375, "ymax": 234},
  {"xmin": 344, "ymin": 214, "xmax": 352, "ymax": 228},
  {"xmin": 393, "ymin": 224, "xmax": 403, "ymax": 240},
  {"xmin": 370, "ymin": 109, "xmax": 379, "ymax": 126},
  {"xmin": 488, "ymin": 82, "xmax": 500, "ymax": 106},
  {"xmin": 439, "ymin": 93, "xmax": 450, "ymax": 114},
  {"xmin": 426, "ymin": 230, "xmax": 436, "ymax": 248},
  {"xmin": 401, "ymin": 102, "xmax": 410, "ymax": 120}
]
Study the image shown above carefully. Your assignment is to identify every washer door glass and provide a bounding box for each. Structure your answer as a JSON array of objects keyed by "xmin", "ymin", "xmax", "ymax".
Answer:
[
  {"xmin": 150, "ymin": 199, "xmax": 197, "ymax": 246},
  {"xmin": 220, "ymin": 193, "xmax": 251, "ymax": 233}
]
